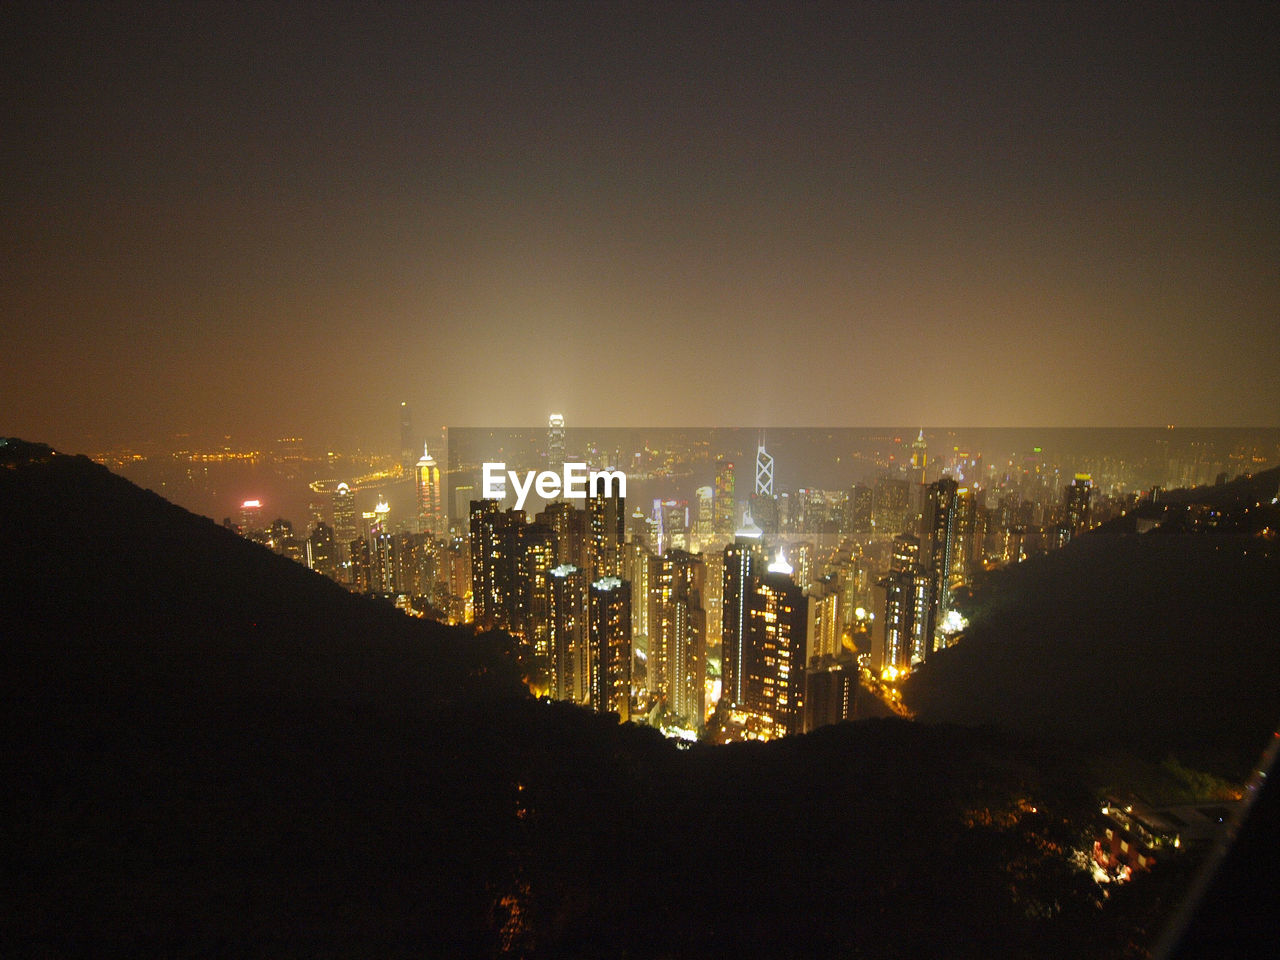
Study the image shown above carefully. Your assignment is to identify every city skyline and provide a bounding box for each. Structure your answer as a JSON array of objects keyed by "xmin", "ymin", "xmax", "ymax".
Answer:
[
  {"xmin": 4, "ymin": 0, "xmax": 1279, "ymax": 451},
  {"xmin": 5, "ymin": 2, "xmax": 1279, "ymax": 942},
  {"xmin": 89, "ymin": 421, "xmax": 1280, "ymax": 536},
  {"xmin": 172, "ymin": 418, "xmax": 1277, "ymax": 751}
]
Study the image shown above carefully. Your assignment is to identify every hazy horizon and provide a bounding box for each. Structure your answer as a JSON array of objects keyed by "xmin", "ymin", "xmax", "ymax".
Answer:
[{"xmin": 4, "ymin": 1, "xmax": 1278, "ymax": 447}]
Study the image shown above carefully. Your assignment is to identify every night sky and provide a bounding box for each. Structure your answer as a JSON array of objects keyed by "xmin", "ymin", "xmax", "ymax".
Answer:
[{"xmin": 4, "ymin": 1, "xmax": 1278, "ymax": 450}]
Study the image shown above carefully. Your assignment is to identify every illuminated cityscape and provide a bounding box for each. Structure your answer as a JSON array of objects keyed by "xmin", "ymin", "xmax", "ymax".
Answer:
[
  {"xmin": 5, "ymin": 2, "xmax": 1278, "ymax": 955},
  {"xmin": 122, "ymin": 415, "xmax": 1280, "ymax": 754}
]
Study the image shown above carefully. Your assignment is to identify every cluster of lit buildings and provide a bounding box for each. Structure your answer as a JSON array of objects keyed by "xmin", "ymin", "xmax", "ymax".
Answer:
[{"xmin": 229, "ymin": 412, "xmax": 1124, "ymax": 742}]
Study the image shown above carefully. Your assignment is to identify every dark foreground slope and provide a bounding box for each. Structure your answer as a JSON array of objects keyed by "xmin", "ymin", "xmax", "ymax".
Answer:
[
  {"xmin": 904, "ymin": 468, "xmax": 1280, "ymax": 778},
  {"xmin": 0, "ymin": 439, "xmax": 1204, "ymax": 958}
]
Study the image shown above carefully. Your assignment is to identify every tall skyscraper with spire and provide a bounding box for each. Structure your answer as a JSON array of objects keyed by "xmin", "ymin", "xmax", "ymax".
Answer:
[
  {"xmin": 755, "ymin": 436, "xmax": 774, "ymax": 497},
  {"xmin": 752, "ymin": 435, "xmax": 778, "ymax": 534},
  {"xmin": 332, "ymin": 482, "xmax": 358, "ymax": 562},
  {"xmin": 547, "ymin": 413, "xmax": 566, "ymax": 471},
  {"xmin": 911, "ymin": 429, "xmax": 928, "ymax": 485},
  {"xmin": 415, "ymin": 444, "xmax": 442, "ymax": 538}
]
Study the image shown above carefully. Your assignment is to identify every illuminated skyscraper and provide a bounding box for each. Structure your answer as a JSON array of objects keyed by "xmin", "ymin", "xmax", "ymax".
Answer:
[
  {"xmin": 589, "ymin": 576, "xmax": 632, "ymax": 721},
  {"xmin": 268, "ymin": 517, "xmax": 293, "ymax": 553},
  {"xmin": 872, "ymin": 477, "xmax": 910, "ymax": 540},
  {"xmin": 752, "ymin": 438, "xmax": 778, "ymax": 535},
  {"xmin": 1065, "ymin": 474, "xmax": 1093, "ymax": 536},
  {"xmin": 755, "ymin": 438, "xmax": 774, "ymax": 497},
  {"xmin": 648, "ymin": 549, "xmax": 706, "ymax": 729},
  {"xmin": 874, "ymin": 533, "xmax": 929, "ymax": 673},
  {"xmin": 951, "ymin": 485, "xmax": 975, "ymax": 591},
  {"xmin": 537, "ymin": 499, "xmax": 589, "ymax": 570},
  {"xmin": 713, "ymin": 459, "xmax": 736, "ymax": 540},
  {"xmin": 349, "ymin": 537, "xmax": 372, "ymax": 592},
  {"xmin": 788, "ymin": 541, "xmax": 812, "ymax": 588},
  {"xmin": 691, "ymin": 485, "xmax": 714, "ymax": 550},
  {"xmin": 848, "ymin": 483, "xmax": 873, "ymax": 536},
  {"xmin": 627, "ymin": 505, "xmax": 650, "ymax": 548},
  {"xmin": 806, "ymin": 574, "xmax": 842, "ymax": 660},
  {"xmin": 516, "ymin": 522, "xmax": 558, "ymax": 654},
  {"xmin": 743, "ymin": 550, "xmax": 807, "ymax": 739},
  {"xmin": 239, "ymin": 499, "xmax": 264, "ymax": 533},
  {"xmin": 372, "ymin": 498, "xmax": 391, "ymax": 536},
  {"xmin": 547, "ymin": 413, "xmax": 566, "ymax": 470},
  {"xmin": 921, "ymin": 477, "xmax": 961, "ymax": 645},
  {"xmin": 891, "ymin": 532, "xmax": 920, "ymax": 573},
  {"xmin": 371, "ymin": 530, "xmax": 398, "ymax": 593},
  {"xmin": 911, "ymin": 429, "xmax": 928, "ymax": 484},
  {"xmin": 307, "ymin": 521, "xmax": 338, "ymax": 581},
  {"xmin": 586, "ymin": 485, "xmax": 624, "ymax": 580},
  {"xmin": 470, "ymin": 499, "xmax": 515, "ymax": 627},
  {"xmin": 415, "ymin": 444, "xmax": 443, "ymax": 538},
  {"xmin": 622, "ymin": 539, "xmax": 653, "ymax": 644},
  {"xmin": 549, "ymin": 564, "xmax": 589, "ymax": 702},
  {"xmin": 702, "ymin": 549, "xmax": 724, "ymax": 657},
  {"xmin": 834, "ymin": 553, "xmax": 873, "ymax": 631},
  {"xmin": 720, "ymin": 512, "xmax": 764, "ymax": 708},
  {"xmin": 332, "ymin": 482, "xmax": 357, "ymax": 564},
  {"xmin": 908, "ymin": 569, "xmax": 932, "ymax": 662},
  {"xmin": 398, "ymin": 532, "xmax": 436, "ymax": 599},
  {"xmin": 655, "ymin": 498, "xmax": 688, "ymax": 553}
]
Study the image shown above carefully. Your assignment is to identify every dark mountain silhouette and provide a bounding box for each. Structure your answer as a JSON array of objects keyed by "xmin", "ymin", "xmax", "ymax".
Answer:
[
  {"xmin": 904, "ymin": 466, "xmax": 1280, "ymax": 779},
  {"xmin": 0, "ymin": 438, "xmax": 1229, "ymax": 958}
]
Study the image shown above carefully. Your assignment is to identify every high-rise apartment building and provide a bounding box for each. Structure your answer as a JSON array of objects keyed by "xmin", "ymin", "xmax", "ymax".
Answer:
[
  {"xmin": 516, "ymin": 522, "xmax": 558, "ymax": 654},
  {"xmin": 648, "ymin": 550, "xmax": 706, "ymax": 729},
  {"xmin": 872, "ymin": 477, "xmax": 910, "ymax": 540},
  {"xmin": 307, "ymin": 521, "xmax": 338, "ymax": 581},
  {"xmin": 847, "ymin": 483, "xmax": 873, "ymax": 536},
  {"xmin": 873, "ymin": 533, "xmax": 930, "ymax": 673},
  {"xmin": 586, "ymin": 487, "xmax": 624, "ymax": 580},
  {"xmin": 589, "ymin": 576, "xmax": 632, "ymax": 721},
  {"xmin": 549, "ymin": 564, "xmax": 589, "ymax": 702},
  {"xmin": 720, "ymin": 513, "xmax": 764, "ymax": 708},
  {"xmin": 470, "ymin": 499, "xmax": 524, "ymax": 628},
  {"xmin": 804, "ymin": 652, "xmax": 858, "ymax": 733},
  {"xmin": 1065, "ymin": 474, "xmax": 1093, "ymax": 536},
  {"xmin": 743, "ymin": 551, "xmax": 807, "ymax": 739}
]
